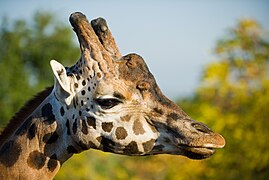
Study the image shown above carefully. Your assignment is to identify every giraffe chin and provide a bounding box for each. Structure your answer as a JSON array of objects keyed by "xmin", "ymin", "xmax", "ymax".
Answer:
[{"xmin": 183, "ymin": 146, "xmax": 216, "ymax": 160}]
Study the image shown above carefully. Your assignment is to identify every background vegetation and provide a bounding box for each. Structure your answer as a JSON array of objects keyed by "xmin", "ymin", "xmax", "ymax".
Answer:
[{"xmin": 0, "ymin": 12, "xmax": 268, "ymax": 179}]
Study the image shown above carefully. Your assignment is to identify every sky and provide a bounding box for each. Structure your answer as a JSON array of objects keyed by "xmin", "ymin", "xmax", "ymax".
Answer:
[{"xmin": 0, "ymin": 0, "xmax": 268, "ymax": 100}]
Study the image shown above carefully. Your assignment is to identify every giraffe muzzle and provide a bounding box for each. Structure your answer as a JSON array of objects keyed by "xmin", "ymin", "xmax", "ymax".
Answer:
[
  {"xmin": 178, "ymin": 120, "xmax": 225, "ymax": 159},
  {"xmin": 154, "ymin": 117, "xmax": 225, "ymax": 159}
]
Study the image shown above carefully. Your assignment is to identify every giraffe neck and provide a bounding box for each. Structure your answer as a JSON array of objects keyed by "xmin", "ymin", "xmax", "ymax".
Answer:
[{"xmin": 0, "ymin": 88, "xmax": 79, "ymax": 179}]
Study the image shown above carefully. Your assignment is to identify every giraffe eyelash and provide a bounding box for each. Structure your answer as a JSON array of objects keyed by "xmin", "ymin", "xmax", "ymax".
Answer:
[{"xmin": 94, "ymin": 97, "xmax": 122, "ymax": 110}]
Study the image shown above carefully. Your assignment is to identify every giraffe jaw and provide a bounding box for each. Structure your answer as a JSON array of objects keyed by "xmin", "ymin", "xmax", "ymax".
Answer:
[
  {"xmin": 150, "ymin": 143, "xmax": 222, "ymax": 159},
  {"xmin": 148, "ymin": 145, "xmax": 217, "ymax": 159},
  {"xmin": 181, "ymin": 146, "xmax": 216, "ymax": 159}
]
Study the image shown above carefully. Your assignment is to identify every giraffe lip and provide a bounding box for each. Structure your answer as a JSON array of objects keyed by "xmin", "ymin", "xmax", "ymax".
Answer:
[{"xmin": 181, "ymin": 146, "xmax": 216, "ymax": 159}]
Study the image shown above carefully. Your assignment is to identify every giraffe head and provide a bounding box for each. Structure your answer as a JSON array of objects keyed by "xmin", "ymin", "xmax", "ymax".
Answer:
[{"xmin": 50, "ymin": 12, "xmax": 225, "ymax": 160}]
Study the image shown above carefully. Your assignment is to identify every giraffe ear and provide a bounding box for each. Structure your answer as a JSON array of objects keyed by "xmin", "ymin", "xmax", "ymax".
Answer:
[{"xmin": 50, "ymin": 60, "xmax": 71, "ymax": 98}]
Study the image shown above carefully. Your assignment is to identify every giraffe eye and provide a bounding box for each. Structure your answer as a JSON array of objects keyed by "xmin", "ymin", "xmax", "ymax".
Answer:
[{"xmin": 95, "ymin": 98, "xmax": 122, "ymax": 109}]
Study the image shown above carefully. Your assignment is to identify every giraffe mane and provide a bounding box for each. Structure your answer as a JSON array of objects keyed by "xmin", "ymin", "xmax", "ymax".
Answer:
[{"xmin": 0, "ymin": 86, "xmax": 54, "ymax": 147}]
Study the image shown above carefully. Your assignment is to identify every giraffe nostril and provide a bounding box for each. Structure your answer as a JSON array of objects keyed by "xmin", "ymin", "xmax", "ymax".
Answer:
[{"xmin": 191, "ymin": 123, "xmax": 212, "ymax": 134}]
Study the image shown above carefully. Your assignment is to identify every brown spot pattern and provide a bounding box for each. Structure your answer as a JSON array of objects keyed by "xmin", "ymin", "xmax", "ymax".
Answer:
[
  {"xmin": 115, "ymin": 127, "xmax": 128, "ymax": 140},
  {"xmin": 27, "ymin": 123, "xmax": 37, "ymax": 140},
  {"xmin": 120, "ymin": 115, "xmax": 131, "ymax": 122},
  {"xmin": 96, "ymin": 136, "xmax": 102, "ymax": 143},
  {"xmin": 82, "ymin": 80, "xmax": 86, "ymax": 86},
  {"xmin": 42, "ymin": 103, "xmax": 56, "ymax": 125},
  {"xmin": 72, "ymin": 119, "xmax": 78, "ymax": 134},
  {"xmin": 0, "ymin": 140, "xmax": 22, "ymax": 167},
  {"xmin": 47, "ymin": 154, "xmax": 58, "ymax": 172},
  {"xmin": 123, "ymin": 141, "xmax": 140, "ymax": 154},
  {"xmin": 66, "ymin": 119, "xmax": 71, "ymax": 135},
  {"xmin": 142, "ymin": 139, "xmax": 155, "ymax": 152},
  {"xmin": 88, "ymin": 141, "xmax": 97, "ymax": 149},
  {"xmin": 81, "ymin": 119, "xmax": 88, "ymax": 135},
  {"xmin": 43, "ymin": 131, "xmax": 59, "ymax": 144},
  {"xmin": 99, "ymin": 136, "xmax": 115, "ymax": 152},
  {"xmin": 81, "ymin": 90, "xmax": 86, "ymax": 96},
  {"xmin": 87, "ymin": 116, "xmax": 96, "ymax": 129},
  {"xmin": 133, "ymin": 119, "xmax": 145, "ymax": 135},
  {"xmin": 27, "ymin": 150, "xmax": 46, "ymax": 170},
  {"xmin": 102, "ymin": 122, "xmax": 113, "ymax": 132},
  {"xmin": 60, "ymin": 107, "xmax": 65, "ymax": 116}
]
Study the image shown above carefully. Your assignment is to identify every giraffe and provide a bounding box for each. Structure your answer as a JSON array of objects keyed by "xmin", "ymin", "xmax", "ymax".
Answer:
[{"xmin": 0, "ymin": 12, "xmax": 225, "ymax": 179}]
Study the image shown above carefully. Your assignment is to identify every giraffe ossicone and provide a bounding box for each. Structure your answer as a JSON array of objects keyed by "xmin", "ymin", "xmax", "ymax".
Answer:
[{"xmin": 0, "ymin": 12, "xmax": 225, "ymax": 179}]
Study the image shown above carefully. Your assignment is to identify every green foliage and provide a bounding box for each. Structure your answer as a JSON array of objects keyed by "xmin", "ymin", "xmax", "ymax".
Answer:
[
  {"xmin": 55, "ymin": 151, "xmax": 207, "ymax": 180},
  {"xmin": 1, "ymin": 13, "xmax": 268, "ymax": 179},
  {"xmin": 0, "ymin": 12, "xmax": 79, "ymax": 126}
]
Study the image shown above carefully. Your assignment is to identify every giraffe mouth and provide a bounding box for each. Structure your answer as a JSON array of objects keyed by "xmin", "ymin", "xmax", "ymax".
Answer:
[{"xmin": 182, "ymin": 146, "xmax": 217, "ymax": 159}]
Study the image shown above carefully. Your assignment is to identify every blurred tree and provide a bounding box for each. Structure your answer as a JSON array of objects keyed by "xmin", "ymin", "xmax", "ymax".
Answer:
[
  {"xmin": 0, "ymin": 12, "xmax": 79, "ymax": 127},
  {"xmin": 180, "ymin": 19, "xmax": 269, "ymax": 179}
]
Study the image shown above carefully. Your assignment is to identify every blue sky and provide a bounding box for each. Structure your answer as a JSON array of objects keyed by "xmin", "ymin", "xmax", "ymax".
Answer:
[{"xmin": 1, "ymin": 0, "xmax": 268, "ymax": 100}]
